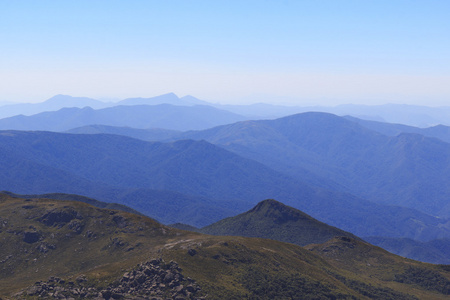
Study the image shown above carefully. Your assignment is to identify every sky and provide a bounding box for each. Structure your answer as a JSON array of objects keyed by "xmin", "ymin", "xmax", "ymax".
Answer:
[{"xmin": 1, "ymin": 0, "xmax": 449, "ymax": 106}]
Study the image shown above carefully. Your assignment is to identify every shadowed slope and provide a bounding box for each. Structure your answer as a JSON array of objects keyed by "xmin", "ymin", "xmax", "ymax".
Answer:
[{"xmin": 201, "ymin": 199, "xmax": 358, "ymax": 246}]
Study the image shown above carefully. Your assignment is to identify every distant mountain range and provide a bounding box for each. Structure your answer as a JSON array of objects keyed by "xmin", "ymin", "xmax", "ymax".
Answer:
[
  {"xmin": 365, "ymin": 236, "xmax": 450, "ymax": 265},
  {"xmin": 0, "ymin": 93, "xmax": 207, "ymax": 119},
  {"xmin": 2, "ymin": 93, "xmax": 450, "ymax": 266},
  {"xmin": 0, "ymin": 95, "xmax": 109, "ymax": 118},
  {"xmin": 0, "ymin": 103, "xmax": 247, "ymax": 131},
  {"xmin": 63, "ymin": 112, "xmax": 450, "ymax": 235},
  {"xmin": 118, "ymin": 93, "xmax": 210, "ymax": 106},
  {"xmin": 66, "ymin": 113, "xmax": 450, "ymax": 219},
  {"xmin": 67, "ymin": 124, "xmax": 180, "ymax": 141},
  {"xmin": 0, "ymin": 129, "xmax": 449, "ymax": 243},
  {"xmin": 175, "ymin": 112, "xmax": 450, "ymax": 218},
  {"xmin": 345, "ymin": 115, "xmax": 450, "ymax": 143},
  {"xmin": 4, "ymin": 93, "xmax": 450, "ymax": 127}
]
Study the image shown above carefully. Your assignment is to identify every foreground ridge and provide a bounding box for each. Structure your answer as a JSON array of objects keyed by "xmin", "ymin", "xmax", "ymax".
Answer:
[{"xmin": 1, "ymin": 193, "xmax": 450, "ymax": 299}]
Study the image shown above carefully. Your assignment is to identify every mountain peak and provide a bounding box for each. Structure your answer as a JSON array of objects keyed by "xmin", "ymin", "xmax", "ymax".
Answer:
[
  {"xmin": 253, "ymin": 198, "xmax": 282, "ymax": 208},
  {"xmin": 41, "ymin": 95, "xmax": 106, "ymax": 110},
  {"xmin": 202, "ymin": 199, "xmax": 357, "ymax": 246},
  {"xmin": 119, "ymin": 93, "xmax": 181, "ymax": 106},
  {"xmin": 249, "ymin": 199, "xmax": 299, "ymax": 222}
]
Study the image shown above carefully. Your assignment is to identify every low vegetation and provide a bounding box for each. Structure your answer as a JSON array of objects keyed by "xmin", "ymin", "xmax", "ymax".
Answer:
[{"xmin": 1, "ymin": 193, "xmax": 450, "ymax": 299}]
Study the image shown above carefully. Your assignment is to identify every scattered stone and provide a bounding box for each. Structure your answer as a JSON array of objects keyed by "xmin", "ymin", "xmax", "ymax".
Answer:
[
  {"xmin": 15, "ymin": 259, "xmax": 206, "ymax": 299},
  {"xmin": 68, "ymin": 220, "xmax": 84, "ymax": 234}
]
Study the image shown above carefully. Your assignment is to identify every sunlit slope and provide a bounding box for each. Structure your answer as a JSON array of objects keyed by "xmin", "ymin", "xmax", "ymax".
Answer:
[{"xmin": 1, "ymin": 194, "xmax": 449, "ymax": 299}]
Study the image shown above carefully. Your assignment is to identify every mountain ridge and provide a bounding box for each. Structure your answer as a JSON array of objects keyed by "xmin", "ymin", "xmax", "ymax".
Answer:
[
  {"xmin": 177, "ymin": 112, "xmax": 450, "ymax": 218},
  {"xmin": 1, "ymin": 129, "xmax": 449, "ymax": 240},
  {"xmin": 0, "ymin": 104, "xmax": 247, "ymax": 131}
]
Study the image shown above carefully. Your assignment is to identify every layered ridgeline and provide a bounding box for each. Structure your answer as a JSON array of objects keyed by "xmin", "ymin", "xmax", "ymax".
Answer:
[
  {"xmin": 1, "ymin": 193, "xmax": 450, "ymax": 299},
  {"xmin": 364, "ymin": 237, "xmax": 450, "ymax": 265},
  {"xmin": 0, "ymin": 93, "xmax": 209, "ymax": 119},
  {"xmin": 344, "ymin": 115, "xmax": 450, "ymax": 143},
  {"xmin": 65, "ymin": 111, "xmax": 450, "ymax": 219},
  {"xmin": 0, "ymin": 130, "xmax": 449, "ymax": 243},
  {"xmin": 177, "ymin": 112, "xmax": 450, "ymax": 219},
  {"xmin": 6, "ymin": 93, "xmax": 450, "ymax": 127},
  {"xmin": 200, "ymin": 199, "xmax": 359, "ymax": 246},
  {"xmin": 67, "ymin": 124, "xmax": 181, "ymax": 141},
  {"xmin": 0, "ymin": 103, "xmax": 246, "ymax": 131}
]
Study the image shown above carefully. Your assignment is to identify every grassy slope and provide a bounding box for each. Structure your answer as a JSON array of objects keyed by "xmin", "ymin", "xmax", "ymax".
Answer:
[
  {"xmin": 1, "ymin": 194, "xmax": 449, "ymax": 299},
  {"xmin": 200, "ymin": 199, "xmax": 359, "ymax": 246}
]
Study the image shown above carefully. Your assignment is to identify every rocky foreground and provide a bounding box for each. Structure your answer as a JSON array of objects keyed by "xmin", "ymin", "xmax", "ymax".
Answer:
[{"xmin": 14, "ymin": 259, "xmax": 205, "ymax": 299}]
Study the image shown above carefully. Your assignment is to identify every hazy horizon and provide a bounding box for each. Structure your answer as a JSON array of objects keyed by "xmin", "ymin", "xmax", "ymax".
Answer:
[
  {"xmin": 3, "ymin": 92, "xmax": 450, "ymax": 108},
  {"xmin": 1, "ymin": 1, "xmax": 449, "ymax": 106}
]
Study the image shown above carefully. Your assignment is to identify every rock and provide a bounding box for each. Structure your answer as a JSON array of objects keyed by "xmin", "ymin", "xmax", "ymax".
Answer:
[
  {"xmin": 23, "ymin": 231, "xmax": 41, "ymax": 243},
  {"xmin": 68, "ymin": 220, "xmax": 84, "ymax": 234},
  {"xmin": 76, "ymin": 274, "xmax": 87, "ymax": 283},
  {"xmin": 40, "ymin": 209, "xmax": 80, "ymax": 227},
  {"xmin": 16, "ymin": 259, "xmax": 204, "ymax": 299},
  {"xmin": 112, "ymin": 215, "xmax": 129, "ymax": 228}
]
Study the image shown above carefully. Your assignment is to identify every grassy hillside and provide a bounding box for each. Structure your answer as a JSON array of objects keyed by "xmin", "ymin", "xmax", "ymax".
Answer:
[
  {"xmin": 1, "ymin": 194, "xmax": 450, "ymax": 299},
  {"xmin": 201, "ymin": 199, "xmax": 358, "ymax": 246}
]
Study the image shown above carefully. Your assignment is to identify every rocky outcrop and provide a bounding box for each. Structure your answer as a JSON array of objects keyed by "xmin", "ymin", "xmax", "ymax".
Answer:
[
  {"xmin": 23, "ymin": 231, "xmax": 41, "ymax": 243},
  {"xmin": 15, "ymin": 259, "xmax": 205, "ymax": 299},
  {"xmin": 40, "ymin": 209, "xmax": 82, "ymax": 227}
]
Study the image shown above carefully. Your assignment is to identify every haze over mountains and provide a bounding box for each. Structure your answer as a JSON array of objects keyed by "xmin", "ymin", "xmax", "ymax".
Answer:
[
  {"xmin": 4, "ymin": 93, "xmax": 450, "ymax": 127},
  {"xmin": 0, "ymin": 93, "xmax": 205, "ymax": 119},
  {"xmin": 1, "ymin": 93, "xmax": 450, "ymax": 266},
  {"xmin": 177, "ymin": 112, "xmax": 450, "ymax": 218},
  {"xmin": 0, "ymin": 104, "xmax": 247, "ymax": 131},
  {"xmin": 1, "ymin": 129, "xmax": 449, "ymax": 243}
]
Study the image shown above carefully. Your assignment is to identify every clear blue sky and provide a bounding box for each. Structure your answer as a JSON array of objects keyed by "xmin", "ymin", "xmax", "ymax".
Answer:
[{"xmin": 1, "ymin": 0, "xmax": 449, "ymax": 105}]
